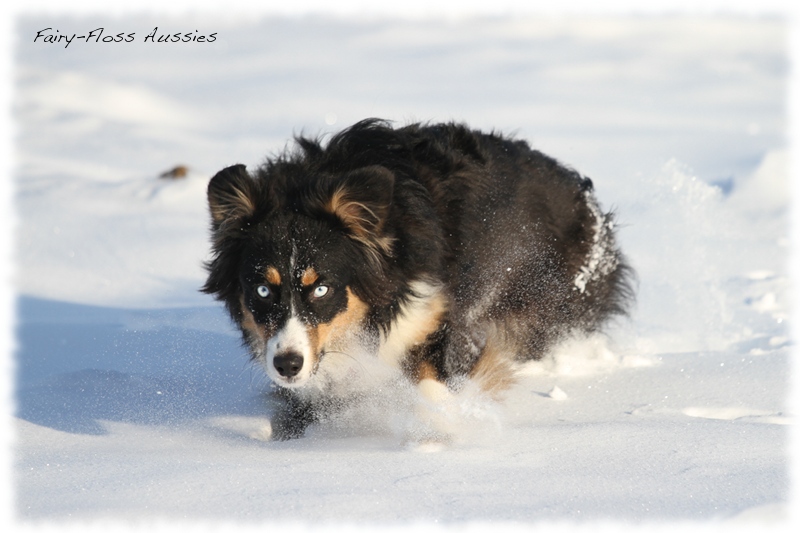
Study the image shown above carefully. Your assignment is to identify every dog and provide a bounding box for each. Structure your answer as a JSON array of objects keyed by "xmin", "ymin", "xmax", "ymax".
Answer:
[{"xmin": 203, "ymin": 119, "xmax": 633, "ymax": 440}]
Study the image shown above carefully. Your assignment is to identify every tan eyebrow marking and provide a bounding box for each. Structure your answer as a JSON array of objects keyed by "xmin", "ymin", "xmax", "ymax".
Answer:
[
  {"xmin": 301, "ymin": 267, "xmax": 319, "ymax": 287},
  {"xmin": 265, "ymin": 267, "xmax": 281, "ymax": 286}
]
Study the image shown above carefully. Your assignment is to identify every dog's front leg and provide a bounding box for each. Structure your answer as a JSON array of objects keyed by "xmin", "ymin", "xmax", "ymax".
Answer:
[
  {"xmin": 402, "ymin": 328, "xmax": 460, "ymax": 444},
  {"xmin": 268, "ymin": 388, "xmax": 317, "ymax": 440}
]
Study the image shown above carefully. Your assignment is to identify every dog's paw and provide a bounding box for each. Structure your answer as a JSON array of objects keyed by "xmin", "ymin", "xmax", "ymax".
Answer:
[
  {"xmin": 406, "ymin": 378, "xmax": 459, "ymax": 445},
  {"xmin": 268, "ymin": 413, "xmax": 312, "ymax": 441},
  {"xmin": 402, "ymin": 377, "xmax": 504, "ymax": 448},
  {"xmin": 233, "ymin": 417, "xmax": 302, "ymax": 442},
  {"xmin": 248, "ymin": 420, "xmax": 274, "ymax": 441}
]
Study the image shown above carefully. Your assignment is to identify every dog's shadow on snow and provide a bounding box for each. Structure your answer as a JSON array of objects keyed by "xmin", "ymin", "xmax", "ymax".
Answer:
[{"xmin": 15, "ymin": 296, "xmax": 268, "ymax": 435}]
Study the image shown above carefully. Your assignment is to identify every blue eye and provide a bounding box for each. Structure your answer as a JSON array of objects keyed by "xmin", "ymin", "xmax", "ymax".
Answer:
[
  {"xmin": 313, "ymin": 285, "xmax": 329, "ymax": 298},
  {"xmin": 256, "ymin": 285, "xmax": 271, "ymax": 299}
]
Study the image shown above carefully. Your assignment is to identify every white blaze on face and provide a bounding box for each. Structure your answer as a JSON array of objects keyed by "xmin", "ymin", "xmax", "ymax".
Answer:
[{"xmin": 264, "ymin": 315, "xmax": 313, "ymax": 386}]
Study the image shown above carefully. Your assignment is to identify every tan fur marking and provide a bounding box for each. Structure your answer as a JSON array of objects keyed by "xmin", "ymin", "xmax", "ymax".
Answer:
[
  {"xmin": 415, "ymin": 361, "xmax": 439, "ymax": 382},
  {"xmin": 469, "ymin": 335, "xmax": 518, "ymax": 399},
  {"xmin": 308, "ymin": 287, "xmax": 369, "ymax": 355},
  {"xmin": 239, "ymin": 295, "xmax": 266, "ymax": 347},
  {"xmin": 379, "ymin": 282, "xmax": 449, "ymax": 370},
  {"xmin": 265, "ymin": 267, "xmax": 281, "ymax": 286},
  {"xmin": 301, "ymin": 267, "xmax": 319, "ymax": 287},
  {"xmin": 407, "ymin": 291, "xmax": 448, "ymax": 348},
  {"xmin": 326, "ymin": 189, "xmax": 380, "ymax": 237},
  {"xmin": 326, "ymin": 188, "xmax": 393, "ymax": 258},
  {"xmin": 325, "ymin": 188, "xmax": 349, "ymax": 219},
  {"xmin": 305, "ymin": 324, "xmax": 320, "ymax": 371},
  {"xmin": 210, "ymin": 187, "xmax": 256, "ymax": 224}
]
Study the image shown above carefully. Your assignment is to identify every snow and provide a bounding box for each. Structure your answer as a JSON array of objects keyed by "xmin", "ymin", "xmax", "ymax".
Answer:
[{"xmin": 7, "ymin": 8, "xmax": 795, "ymax": 531}]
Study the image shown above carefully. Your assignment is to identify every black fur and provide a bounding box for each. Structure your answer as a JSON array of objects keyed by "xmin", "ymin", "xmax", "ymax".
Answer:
[{"xmin": 203, "ymin": 119, "xmax": 634, "ymax": 438}]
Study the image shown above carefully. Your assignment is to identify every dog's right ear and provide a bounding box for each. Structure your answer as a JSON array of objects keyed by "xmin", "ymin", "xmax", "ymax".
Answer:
[{"xmin": 207, "ymin": 164, "xmax": 259, "ymax": 227}]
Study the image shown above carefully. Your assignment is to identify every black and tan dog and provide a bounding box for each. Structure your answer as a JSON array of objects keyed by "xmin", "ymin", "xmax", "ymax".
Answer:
[{"xmin": 203, "ymin": 119, "xmax": 633, "ymax": 439}]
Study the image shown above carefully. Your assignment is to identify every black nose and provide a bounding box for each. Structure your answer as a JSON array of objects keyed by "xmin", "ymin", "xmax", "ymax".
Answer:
[{"xmin": 273, "ymin": 352, "xmax": 304, "ymax": 378}]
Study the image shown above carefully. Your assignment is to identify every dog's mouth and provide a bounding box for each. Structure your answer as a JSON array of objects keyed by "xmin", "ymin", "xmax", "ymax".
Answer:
[{"xmin": 273, "ymin": 375, "xmax": 305, "ymax": 388}]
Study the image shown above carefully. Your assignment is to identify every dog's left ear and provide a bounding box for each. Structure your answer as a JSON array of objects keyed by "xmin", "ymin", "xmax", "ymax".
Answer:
[
  {"xmin": 207, "ymin": 164, "xmax": 259, "ymax": 228},
  {"xmin": 322, "ymin": 165, "xmax": 395, "ymax": 254}
]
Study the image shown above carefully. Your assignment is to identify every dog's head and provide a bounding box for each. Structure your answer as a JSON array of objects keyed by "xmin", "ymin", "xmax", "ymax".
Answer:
[{"xmin": 203, "ymin": 164, "xmax": 395, "ymax": 388}]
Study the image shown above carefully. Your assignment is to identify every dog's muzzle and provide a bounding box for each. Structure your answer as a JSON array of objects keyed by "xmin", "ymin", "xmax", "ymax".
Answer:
[{"xmin": 273, "ymin": 351, "xmax": 304, "ymax": 379}]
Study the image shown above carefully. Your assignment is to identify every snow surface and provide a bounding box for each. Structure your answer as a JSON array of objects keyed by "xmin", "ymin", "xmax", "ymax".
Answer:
[{"xmin": 8, "ymin": 11, "xmax": 794, "ymax": 531}]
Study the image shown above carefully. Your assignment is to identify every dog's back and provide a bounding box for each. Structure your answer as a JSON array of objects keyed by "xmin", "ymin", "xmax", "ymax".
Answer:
[{"xmin": 300, "ymin": 120, "xmax": 632, "ymax": 378}]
